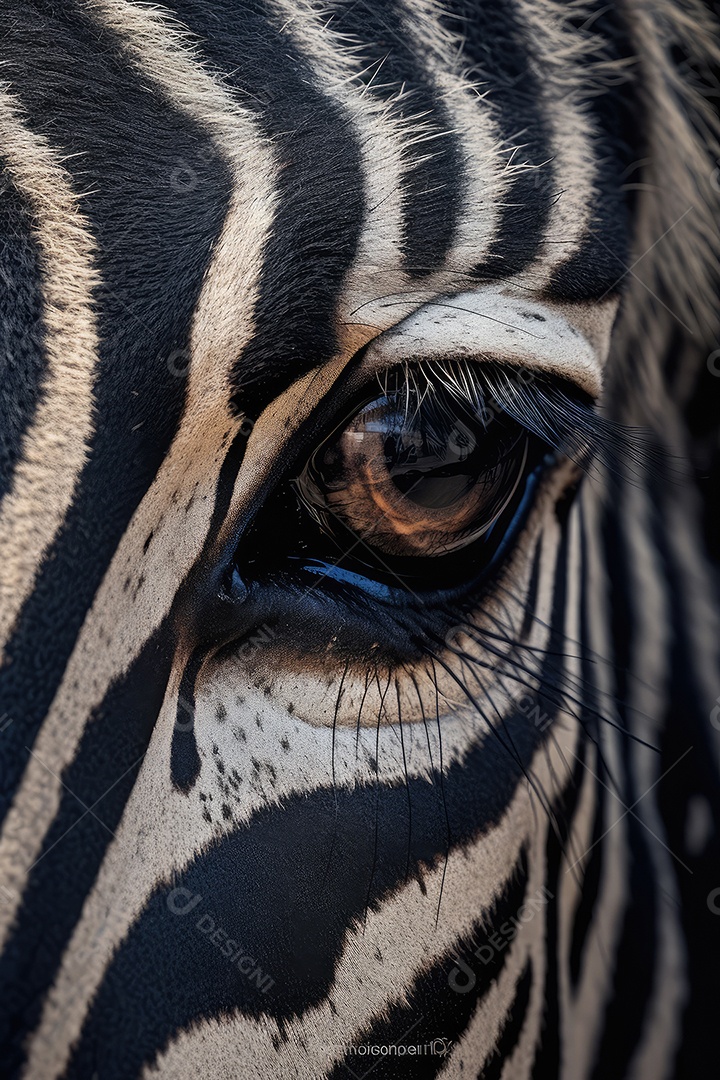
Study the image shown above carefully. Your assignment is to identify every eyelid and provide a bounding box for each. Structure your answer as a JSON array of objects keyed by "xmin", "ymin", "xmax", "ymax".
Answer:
[{"xmin": 355, "ymin": 285, "xmax": 618, "ymax": 400}]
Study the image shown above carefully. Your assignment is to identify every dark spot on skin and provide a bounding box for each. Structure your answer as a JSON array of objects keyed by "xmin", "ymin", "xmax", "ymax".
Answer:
[
  {"xmin": 368, "ymin": 756, "xmax": 377, "ymax": 772},
  {"xmin": 236, "ymin": 695, "xmax": 245, "ymax": 707},
  {"xmin": 212, "ymin": 744, "xmax": 219, "ymax": 755},
  {"xmin": 202, "ymin": 809, "xmax": 212, "ymax": 824},
  {"xmin": 221, "ymin": 804, "xmax": 232, "ymax": 820},
  {"xmin": 518, "ymin": 309, "xmax": 546, "ymax": 322},
  {"xmin": 185, "ymin": 496, "xmax": 194, "ymax": 513},
  {"xmin": 216, "ymin": 704, "xmax": 227, "ymax": 723},
  {"xmin": 287, "ymin": 703, "xmax": 294, "ymax": 715},
  {"xmin": 251, "ymin": 758, "xmax": 261, "ymax": 773},
  {"xmin": 255, "ymin": 714, "xmax": 263, "ymax": 730},
  {"xmin": 123, "ymin": 576, "xmax": 131, "ymax": 592},
  {"xmin": 235, "ymin": 727, "xmax": 247, "ymax": 743},
  {"xmin": 216, "ymin": 759, "xmax": 225, "ymax": 775},
  {"xmin": 142, "ymin": 531, "xmax": 154, "ymax": 554},
  {"xmin": 263, "ymin": 686, "xmax": 272, "ymax": 697},
  {"xmin": 171, "ymin": 657, "xmax": 202, "ymax": 795},
  {"xmin": 199, "ymin": 792, "xmax": 207, "ymax": 802},
  {"xmin": 280, "ymin": 737, "xmax": 290, "ymax": 752},
  {"xmin": 266, "ymin": 763, "xmax": 277, "ymax": 782},
  {"xmin": 132, "ymin": 574, "xmax": 145, "ymax": 599},
  {"xmin": 329, "ymin": 1001, "xmax": 337, "ymax": 1016}
]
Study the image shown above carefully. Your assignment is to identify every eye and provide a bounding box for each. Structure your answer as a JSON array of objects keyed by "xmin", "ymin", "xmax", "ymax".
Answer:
[
  {"xmin": 294, "ymin": 362, "xmax": 548, "ymax": 565},
  {"xmin": 232, "ymin": 358, "xmax": 606, "ymax": 598}
]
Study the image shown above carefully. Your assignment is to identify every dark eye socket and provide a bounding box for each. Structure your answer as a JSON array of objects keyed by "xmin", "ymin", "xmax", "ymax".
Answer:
[{"xmin": 295, "ymin": 373, "xmax": 535, "ymax": 559}]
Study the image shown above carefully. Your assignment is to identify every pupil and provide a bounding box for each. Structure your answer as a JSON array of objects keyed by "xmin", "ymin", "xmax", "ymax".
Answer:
[
  {"xmin": 394, "ymin": 470, "xmax": 476, "ymax": 509},
  {"xmin": 382, "ymin": 415, "xmax": 480, "ymax": 510}
]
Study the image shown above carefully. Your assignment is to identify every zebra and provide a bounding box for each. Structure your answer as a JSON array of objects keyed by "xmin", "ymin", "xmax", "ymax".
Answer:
[{"xmin": 0, "ymin": 0, "xmax": 719, "ymax": 1076}]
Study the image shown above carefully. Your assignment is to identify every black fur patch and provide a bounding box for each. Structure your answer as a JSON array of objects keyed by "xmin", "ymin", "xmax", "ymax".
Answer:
[{"xmin": 0, "ymin": 163, "xmax": 48, "ymax": 502}]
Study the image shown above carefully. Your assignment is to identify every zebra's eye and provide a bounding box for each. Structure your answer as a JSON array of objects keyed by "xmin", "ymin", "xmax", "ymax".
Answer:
[{"xmin": 295, "ymin": 367, "xmax": 538, "ymax": 560}]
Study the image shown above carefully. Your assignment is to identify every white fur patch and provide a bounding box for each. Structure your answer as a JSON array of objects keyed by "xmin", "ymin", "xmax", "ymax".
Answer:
[
  {"xmin": 0, "ymin": 87, "xmax": 99, "ymax": 652},
  {"xmin": 360, "ymin": 285, "xmax": 613, "ymax": 396}
]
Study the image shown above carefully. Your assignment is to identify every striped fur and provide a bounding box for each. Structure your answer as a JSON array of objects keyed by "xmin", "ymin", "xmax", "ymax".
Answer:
[{"xmin": 0, "ymin": 1, "xmax": 718, "ymax": 1077}]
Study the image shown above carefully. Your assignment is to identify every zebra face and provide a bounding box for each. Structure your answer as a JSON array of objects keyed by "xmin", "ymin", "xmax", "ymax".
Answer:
[{"xmin": 1, "ymin": 2, "xmax": 719, "ymax": 1079}]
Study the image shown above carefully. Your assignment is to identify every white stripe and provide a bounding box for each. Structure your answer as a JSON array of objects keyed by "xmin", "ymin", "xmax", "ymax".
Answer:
[{"xmin": 0, "ymin": 87, "xmax": 99, "ymax": 652}]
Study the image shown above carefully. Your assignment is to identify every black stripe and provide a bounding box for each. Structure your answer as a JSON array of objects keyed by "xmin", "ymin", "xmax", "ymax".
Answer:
[
  {"xmin": 529, "ymin": 511, "xmax": 583, "ymax": 1078},
  {"xmin": 440, "ymin": 0, "xmax": 554, "ymax": 280},
  {"xmin": 66, "ymin": 710, "xmax": 553, "ymax": 1077},
  {"xmin": 545, "ymin": 3, "xmax": 639, "ymax": 302},
  {"xmin": 164, "ymin": 0, "xmax": 364, "ymax": 413},
  {"xmin": 0, "ymin": 625, "xmax": 175, "ymax": 1075},
  {"xmin": 647, "ymin": 465, "xmax": 720, "ymax": 1079},
  {"xmin": 519, "ymin": 536, "xmax": 543, "ymax": 642},
  {"xmin": 0, "ymin": 162, "xmax": 48, "ymax": 501},
  {"xmin": 590, "ymin": 490, "xmax": 656, "ymax": 1079},
  {"xmin": 590, "ymin": 819, "xmax": 657, "ymax": 1079},
  {"xmin": 568, "ymin": 773, "xmax": 604, "ymax": 988},
  {"xmin": 569, "ymin": 507, "xmax": 604, "ymax": 987},
  {"xmin": 0, "ymin": 2, "xmax": 231, "ymax": 823},
  {"xmin": 531, "ymin": 740, "xmax": 588, "ymax": 1078},
  {"xmin": 479, "ymin": 960, "xmax": 532, "ymax": 1080},
  {"xmin": 326, "ymin": 852, "xmax": 530, "ymax": 1080},
  {"xmin": 325, "ymin": 0, "xmax": 464, "ymax": 276},
  {"xmin": 171, "ymin": 652, "xmax": 204, "ymax": 794}
]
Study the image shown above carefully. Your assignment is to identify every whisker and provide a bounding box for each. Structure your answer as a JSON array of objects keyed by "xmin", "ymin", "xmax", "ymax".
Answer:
[
  {"xmin": 395, "ymin": 677, "xmax": 413, "ymax": 883},
  {"xmin": 427, "ymin": 656, "xmax": 451, "ymax": 928}
]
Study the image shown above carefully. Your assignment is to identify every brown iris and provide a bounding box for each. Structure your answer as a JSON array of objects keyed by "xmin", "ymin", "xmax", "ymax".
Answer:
[{"xmin": 295, "ymin": 376, "xmax": 531, "ymax": 559}]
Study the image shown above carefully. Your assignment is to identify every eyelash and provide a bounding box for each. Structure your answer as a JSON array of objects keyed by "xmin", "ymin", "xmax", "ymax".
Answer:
[{"xmin": 228, "ymin": 358, "xmax": 626, "ymax": 605}]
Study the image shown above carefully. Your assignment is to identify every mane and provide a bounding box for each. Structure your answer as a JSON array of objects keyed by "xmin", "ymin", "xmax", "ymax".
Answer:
[{"xmin": 608, "ymin": 0, "xmax": 720, "ymax": 434}]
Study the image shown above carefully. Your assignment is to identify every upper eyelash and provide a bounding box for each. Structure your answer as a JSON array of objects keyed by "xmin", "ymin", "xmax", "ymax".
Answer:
[{"xmin": 375, "ymin": 358, "xmax": 652, "ymax": 475}]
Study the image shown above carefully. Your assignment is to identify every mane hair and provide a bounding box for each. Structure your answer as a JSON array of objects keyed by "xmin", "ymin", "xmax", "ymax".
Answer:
[{"xmin": 608, "ymin": 0, "xmax": 720, "ymax": 432}]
